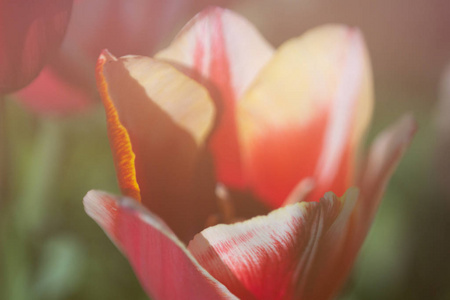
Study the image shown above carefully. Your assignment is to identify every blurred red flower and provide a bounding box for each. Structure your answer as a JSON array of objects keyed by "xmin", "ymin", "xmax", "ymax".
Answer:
[
  {"xmin": 0, "ymin": 0, "xmax": 73, "ymax": 94},
  {"xmin": 16, "ymin": 0, "xmax": 234, "ymax": 115}
]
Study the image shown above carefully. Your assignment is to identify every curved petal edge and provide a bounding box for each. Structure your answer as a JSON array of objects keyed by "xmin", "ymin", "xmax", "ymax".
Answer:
[
  {"xmin": 188, "ymin": 188, "xmax": 359, "ymax": 300},
  {"xmin": 84, "ymin": 190, "xmax": 237, "ymax": 300}
]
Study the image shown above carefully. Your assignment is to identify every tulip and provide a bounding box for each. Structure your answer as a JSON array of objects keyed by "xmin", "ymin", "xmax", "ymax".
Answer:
[
  {"xmin": 84, "ymin": 7, "xmax": 415, "ymax": 300},
  {"xmin": 15, "ymin": 66, "xmax": 91, "ymax": 115},
  {"xmin": 0, "ymin": 0, "xmax": 73, "ymax": 94}
]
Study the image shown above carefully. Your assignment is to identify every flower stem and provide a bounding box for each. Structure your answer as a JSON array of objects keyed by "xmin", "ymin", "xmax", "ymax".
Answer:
[
  {"xmin": 16, "ymin": 118, "xmax": 64, "ymax": 233},
  {"xmin": 0, "ymin": 96, "xmax": 10, "ymax": 209},
  {"xmin": 2, "ymin": 117, "xmax": 64, "ymax": 300}
]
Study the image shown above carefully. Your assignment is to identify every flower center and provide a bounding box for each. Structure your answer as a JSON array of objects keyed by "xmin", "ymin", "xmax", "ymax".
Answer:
[{"xmin": 204, "ymin": 183, "xmax": 271, "ymax": 228}]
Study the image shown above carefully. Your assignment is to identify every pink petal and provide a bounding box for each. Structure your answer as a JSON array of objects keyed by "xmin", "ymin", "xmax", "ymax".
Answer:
[
  {"xmin": 308, "ymin": 115, "xmax": 416, "ymax": 300},
  {"xmin": 51, "ymin": 0, "xmax": 187, "ymax": 93},
  {"xmin": 157, "ymin": 7, "xmax": 274, "ymax": 188},
  {"xmin": 188, "ymin": 188, "xmax": 358, "ymax": 300},
  {"xmin": 97, "ymin": 51, "xmax": 216, "ymax": 241},
  {"xmin": 237, "ymin": 25, "xmax": 373, "ymax": 208},
  {"xmin": 84, "ymin": 190, "xmax": 237, "ymax": 300},
  {"xmin": 15, "ymin": 66, "xmax": 91, "ymax": 115},
  {"xmin": 282, "ymin": 177, "xmax": 316, "ymax": 206},
  {"xmin": 356, "ymin": 114, "xmax": 416, "ymax": 244},
  {"xmin": 0, "ymin": 0, "xmax": 73, "ymax": 94}
]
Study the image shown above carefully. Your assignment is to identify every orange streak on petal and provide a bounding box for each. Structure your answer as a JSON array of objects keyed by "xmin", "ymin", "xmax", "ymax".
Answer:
[{"xmin": 96, "ymin": 50, "xmax": 140, "ymax": 201}]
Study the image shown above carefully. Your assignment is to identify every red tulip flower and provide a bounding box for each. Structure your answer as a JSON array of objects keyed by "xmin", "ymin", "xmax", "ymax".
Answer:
[
  {"xmin": 84, "ymin": 7, "xmax": 415, "ymax": 300},
  {"xmin": 0, "ymin": 0, "xmax": 73, "ymax": 94}
]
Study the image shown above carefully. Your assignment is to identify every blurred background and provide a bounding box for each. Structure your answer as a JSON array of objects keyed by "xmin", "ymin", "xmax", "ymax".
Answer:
[{"xmin": 1, "ymin": 0, "xmax": 450, "ymax": 299}]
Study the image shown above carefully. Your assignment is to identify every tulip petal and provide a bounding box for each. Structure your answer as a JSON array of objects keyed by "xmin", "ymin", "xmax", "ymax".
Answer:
[
  {"xmin": 188, "ymin": 188, "xmax": 358, "ymax": 300},
  {"xmin": 84, "ymin": 190, "xmax": 238, "ymax": 300},
  {"xmin": 356, "ymin": 114, "xmax": 416, "ymax": 244},
  {"xmin": 237, "ymin": 25, "xmax": 373, "ymax": 208},
  {"xmin": 0, "ymin": 0, "xmax": 73, "ymax": 94},
  {"xmin": 306, "ymin": 115, "xmax": 416, "ymax": 300},
  {"xmin": 282, "ymin": 177, "xmax": 315, "ymax": 206},
  {"xmin": 156, "ymin": 7, "xmax": 274, "ymax": 188},
  {"xmin": 96, "ymin": 51, "xmax": 216, "ymax": 241},
  {"xmin": 51, "ymin": 0, "xmax": 187, "ymax": 93},
  {"xmin": 15, "ymin": 66, "xmax": 91, "ymax": 115}
]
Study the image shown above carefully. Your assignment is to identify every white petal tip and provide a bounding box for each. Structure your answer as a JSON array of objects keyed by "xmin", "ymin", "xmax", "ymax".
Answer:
[{"xmin": 99, "ymin": 49, "xmax": 117, "ymax": 63}]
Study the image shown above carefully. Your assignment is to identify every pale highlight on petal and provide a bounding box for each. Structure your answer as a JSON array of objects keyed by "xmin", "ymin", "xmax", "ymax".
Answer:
[
  {"xmin": 156, "ymin": 6, "xmax": 274, "ymax": 188},
  {"xmin": 156, "ymin": 6, "xmax": 274, "ymax": 101},
  {"xmin": 314, "ymin": 28, "xmax": 372, "ymax": 184},
  {"xmin": 84, "ymin": 190, "xmax": 238, "ymax": 300},
  {"xmin": 237, "ymin": 25, "xmax": 373, "ymax": 208},
  {"xmin": 188, "ymin": 188, "xmax": 358, "ymax": 300},
  {"xmin": 97, "ymin": 50, "xmax": 217, "ymax": 240},
  {"xmin": 104, "ymin": 54, "xmax": 215, "ymax": 146}
]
